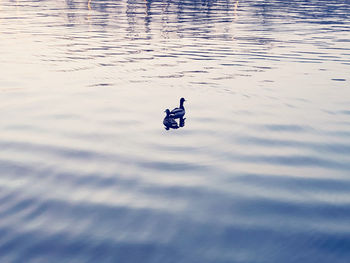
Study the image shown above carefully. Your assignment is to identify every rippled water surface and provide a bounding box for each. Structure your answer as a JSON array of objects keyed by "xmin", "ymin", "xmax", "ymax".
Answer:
[{"xmin": 1, "ymin": 0, "xmax": 350, "ymax": 262}]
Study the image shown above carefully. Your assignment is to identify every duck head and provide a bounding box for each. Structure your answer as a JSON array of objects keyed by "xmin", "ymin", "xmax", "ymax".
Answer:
[
  {"xmin": 180, "ymin": 97, "xmax": 186, "ymax": 107},
  {"xmin": 164, "ymin": 109, "xmax": 171, "ymax": 116}
]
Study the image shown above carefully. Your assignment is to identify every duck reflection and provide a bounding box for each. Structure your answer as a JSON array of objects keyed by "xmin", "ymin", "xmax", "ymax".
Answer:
[{"xmin": 179, "ymin": 117, "xmax": 186, "ymax": 128}]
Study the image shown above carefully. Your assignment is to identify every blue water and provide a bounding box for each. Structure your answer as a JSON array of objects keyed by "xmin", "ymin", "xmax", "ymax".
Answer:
[{"xmin": 1, "ymin": 0, "xmax": 350, "ymax": 262}]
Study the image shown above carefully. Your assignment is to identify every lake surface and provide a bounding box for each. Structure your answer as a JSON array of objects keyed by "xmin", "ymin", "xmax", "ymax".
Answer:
[{"xmin": 1, "ymin": 0, "xmax": 350, "ymax": 262}]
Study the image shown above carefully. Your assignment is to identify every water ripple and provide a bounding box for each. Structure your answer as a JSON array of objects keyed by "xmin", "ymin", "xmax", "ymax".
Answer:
[{"xmin": 1, "ymin": 0, "xmax": 350, "ymax": 262}]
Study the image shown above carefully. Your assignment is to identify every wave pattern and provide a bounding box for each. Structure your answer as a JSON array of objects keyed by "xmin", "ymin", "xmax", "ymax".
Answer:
[{"xmin": 1, "ymin": 0, "xmax": 350, "ymax": 262}]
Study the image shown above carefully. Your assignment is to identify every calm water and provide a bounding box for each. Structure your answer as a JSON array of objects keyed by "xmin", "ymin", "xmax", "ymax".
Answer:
[{"xmin": 1, "ymin": 0, "xmax": 350, "ymax": 262}]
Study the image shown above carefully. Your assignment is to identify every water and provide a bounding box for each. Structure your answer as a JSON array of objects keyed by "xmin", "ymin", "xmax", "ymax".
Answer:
[{"xmin": 1, "ymin": 0, "xmax": 350, "ymax": 262}]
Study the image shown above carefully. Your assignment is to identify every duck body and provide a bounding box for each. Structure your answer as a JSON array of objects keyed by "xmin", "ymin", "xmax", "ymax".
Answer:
[{"xmin": 170, "ymin": 98, "xmax": 186, "ymax": 119}]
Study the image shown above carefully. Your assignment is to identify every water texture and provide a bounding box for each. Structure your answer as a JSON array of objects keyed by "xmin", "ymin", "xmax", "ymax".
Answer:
[{"xmin": 1, "ymin": 0, "xmax": 350, "ymax": 262}]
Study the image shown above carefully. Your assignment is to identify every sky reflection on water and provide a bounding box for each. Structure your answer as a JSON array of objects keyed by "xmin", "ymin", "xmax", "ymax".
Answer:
[{"xmin": 0, "ymin": 0, "xmax": 350, "ymax": 262}]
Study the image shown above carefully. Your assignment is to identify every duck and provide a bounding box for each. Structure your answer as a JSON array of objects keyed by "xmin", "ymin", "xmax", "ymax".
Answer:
[
  {"xmin": 163, "ymin": 109, "xmax": 179, "ymax": 130},
  {"xmin": 170, "ymin": 98, "xmax": 186, "ymax": 119}
]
